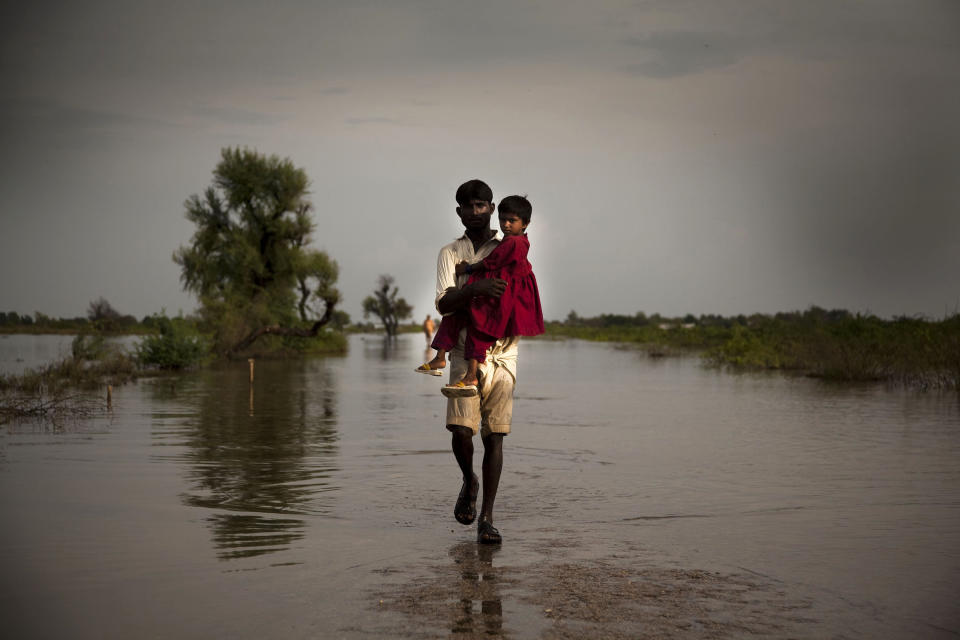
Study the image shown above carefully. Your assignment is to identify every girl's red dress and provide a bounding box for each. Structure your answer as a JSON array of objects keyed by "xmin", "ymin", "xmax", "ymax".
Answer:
[
  {"xmin": 431, "ymin": 234, "xmax": 544, "ymax": 361},
  {"xmin": 468, "ymin": 234, "xmax": 544, "ymax": 339}
]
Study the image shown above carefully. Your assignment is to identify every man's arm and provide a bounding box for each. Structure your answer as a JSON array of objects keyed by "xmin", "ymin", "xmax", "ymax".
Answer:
[
  {"xmin": 437, "ymin": 279, "xmax": 507, "ymax": 315},
  {"xmin": 436, "ymin": 243, "xmax": 507, "ymax": 315}
]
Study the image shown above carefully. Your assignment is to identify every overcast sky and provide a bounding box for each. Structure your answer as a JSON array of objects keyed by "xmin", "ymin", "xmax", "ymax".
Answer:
[{"xmin": 2, "ymin": 0, "xmax": 958, "ymax": 323}]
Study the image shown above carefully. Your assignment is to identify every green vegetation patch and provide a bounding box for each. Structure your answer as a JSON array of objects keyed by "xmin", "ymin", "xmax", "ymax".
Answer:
[
  {"xmin": 136, "ymin": 315, "xmax": 211, "ymax": 370},
  {"xmin": 549, "ymin": 307, "xmax": 960, "ymax": 390}
]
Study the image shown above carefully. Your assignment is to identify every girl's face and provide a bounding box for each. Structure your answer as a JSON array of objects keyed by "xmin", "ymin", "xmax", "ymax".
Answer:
[{"xmin": 499, "ymin": 212, "xmax": 528, "ymax": 236}]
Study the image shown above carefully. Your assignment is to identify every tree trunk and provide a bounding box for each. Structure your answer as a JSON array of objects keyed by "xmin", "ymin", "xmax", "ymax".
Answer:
[{"xmin": 227, "ymin": 297, "xmax": 336, "ymax": 356}]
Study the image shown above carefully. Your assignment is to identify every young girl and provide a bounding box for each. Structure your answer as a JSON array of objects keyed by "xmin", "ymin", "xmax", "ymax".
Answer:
[{"xmin": 416, "ymin": 195, "xmax": 544, "ymax": 396}]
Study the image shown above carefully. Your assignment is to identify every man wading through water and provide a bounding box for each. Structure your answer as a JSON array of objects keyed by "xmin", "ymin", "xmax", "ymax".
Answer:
[{"xmin": 434, "ymin": 179, "xmax": 517, "ymax": 544}]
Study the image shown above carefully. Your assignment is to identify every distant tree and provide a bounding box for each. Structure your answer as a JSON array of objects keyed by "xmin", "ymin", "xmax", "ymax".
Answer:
[
  {"xmin": 2, "ymin": 311, "xmax": 28, "ymax": 325},
  {"xmin": 330, "ymin": 309, "xmax": 351, "ymax": 331},
  {"xmin": 86, "ymin": 297, "xmax": 123, "ymax": 331},
  {"xmin": 826, "ymin": 308, "xmax": 852, "ymax": 323},
  {"xmin": 362, "ymin": 275, "xmax": 412, "ymax": 337},
  {"xmin": 173, "ymin": 147, "xmax": 340, "ymax": 355},
  {"xmin": 565, "ymin": 310, "xmax": 581, "ymax": 326},
  {"xmin": 88, "ymin": 297, "xmax": 120, "ymax": 322}
]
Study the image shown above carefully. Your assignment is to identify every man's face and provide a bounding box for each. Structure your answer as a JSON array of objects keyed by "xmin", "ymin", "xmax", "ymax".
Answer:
[{"xmin": 456, "ymin": 199, "xmax": 494, "ymax": 231}]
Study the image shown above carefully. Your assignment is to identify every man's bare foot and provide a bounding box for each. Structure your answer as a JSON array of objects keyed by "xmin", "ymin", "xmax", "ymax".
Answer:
[{"xmin": 426, "ymin": 355, "xmax": 446, "ymax": 370}]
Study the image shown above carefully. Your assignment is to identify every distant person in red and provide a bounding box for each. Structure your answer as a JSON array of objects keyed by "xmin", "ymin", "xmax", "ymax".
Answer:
[{"xmin": 417, "ymin": 195, "xmax": 544, "ymax": 395}]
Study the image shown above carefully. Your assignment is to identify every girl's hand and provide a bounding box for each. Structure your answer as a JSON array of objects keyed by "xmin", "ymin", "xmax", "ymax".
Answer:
[{"xmin": 455, "ymin": 261, "xmax": 469, "ymax": 275}]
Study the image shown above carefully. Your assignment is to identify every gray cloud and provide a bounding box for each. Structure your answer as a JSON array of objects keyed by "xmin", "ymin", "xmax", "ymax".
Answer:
[
  {"xmin": 619, "ymin": 1, "xmax": 960, "ymax": 78},
  {"xmin": 344, "ymin": 116, "xmax": 404, "ymax": 126},
  {"xmin": 0, "ymin": 97, "xmax": 171, "ymax": 131},
  {"xmin": 0, "ymin": 97, "xmax": 177, "ymax": 155},
  {"xmin": 622, "ymin": 32, "xmax": 751, "ymax": 78},
  {"xmin": 193, "ymin": 106, "xmax": 288, "ymax": 126}
]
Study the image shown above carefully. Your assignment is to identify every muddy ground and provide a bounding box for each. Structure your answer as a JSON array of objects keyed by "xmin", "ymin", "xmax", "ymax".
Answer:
[{"xmin": 359, "ymin": 524, "xmax": 823, "ymax": 640}]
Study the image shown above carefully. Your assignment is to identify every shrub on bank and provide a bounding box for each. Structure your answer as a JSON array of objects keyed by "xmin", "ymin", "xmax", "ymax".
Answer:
[
  {"xmin": 71, "ymin": 334, "xmax": 109, "ymax": 361},
  {"xmin": 136, "ymin": 315, "xmax": 210, "ymax": 370}
]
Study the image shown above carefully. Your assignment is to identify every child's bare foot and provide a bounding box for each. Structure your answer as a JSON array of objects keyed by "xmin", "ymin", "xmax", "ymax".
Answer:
[
  {"xmin": 452, "ymin": 359, "xmax": 479, "ymax": 388},
  {"xmin": 415, "ymin": 356, "xmax": 446, "ymax": 374}
]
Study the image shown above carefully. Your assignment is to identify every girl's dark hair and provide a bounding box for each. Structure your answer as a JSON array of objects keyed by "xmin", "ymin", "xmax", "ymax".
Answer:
[{"xmin": 498, "ymin": 195, "xmax": 532, "ymax": 224}]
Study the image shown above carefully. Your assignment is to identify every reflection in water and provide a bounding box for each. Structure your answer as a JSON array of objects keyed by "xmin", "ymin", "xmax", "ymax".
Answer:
[
  {"xmin": 208, "ymin": 514, "xmax": 306, "ymax": 560},
  {"xmin": 152, "ymin": 359, "xmax": 340, "ymax": 561},
  {"xmin": 449, "ymin": 543, "xmax": 505, "ymax": 638},
  {"xmin": 358, "ymin": 334, "xmax": 404, "ymax": 362}
]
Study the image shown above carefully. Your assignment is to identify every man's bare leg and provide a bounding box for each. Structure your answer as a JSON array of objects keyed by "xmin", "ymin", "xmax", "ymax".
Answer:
[
  {"xmin": 478, "ymin": 433, "xmax": 503, "ymax": 544},
  {"xmin": 451, "ymin": 426, "xmax": 479, "ymax": 524}
]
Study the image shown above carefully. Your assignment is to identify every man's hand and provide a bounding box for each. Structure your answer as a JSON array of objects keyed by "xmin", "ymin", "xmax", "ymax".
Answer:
[
  {"xmin": 468, "ymin": 278, "xmax": 507, "ymax": 299},
  {"xmin": 455, "ymin": 260, "xmax": 470, "ymax": 276},
  {"xmin": 437, "ymin": 277, "xmax": 507, "ymax": 315}
]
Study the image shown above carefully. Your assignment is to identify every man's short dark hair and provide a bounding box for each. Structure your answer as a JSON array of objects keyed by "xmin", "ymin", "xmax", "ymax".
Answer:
[
  {"xmin": 456, "ymin": 179, "xmax": 494, "ymax": 206},
  {"xmin": 498, "ymin": 195, "xmax": 532, "ymax": 224}
]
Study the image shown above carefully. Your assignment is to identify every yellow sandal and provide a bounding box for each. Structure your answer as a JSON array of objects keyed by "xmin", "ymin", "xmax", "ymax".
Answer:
[
  {"xmin": 441, "ymin": 381, "xmax": 478, "ymax": 398},
  {"xmin": 414, "ymin": 363, "xmax": 443, "ymax": 376}
]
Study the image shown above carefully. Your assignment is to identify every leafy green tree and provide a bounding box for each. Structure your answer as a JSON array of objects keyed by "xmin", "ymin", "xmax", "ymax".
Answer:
[
  {"xmin": 173, "ymin": 147, "xmax": 340, "ymax": 355},
  {"xmin": 362, "ymin": 275, "xmax": 412, "ymax": 337}
]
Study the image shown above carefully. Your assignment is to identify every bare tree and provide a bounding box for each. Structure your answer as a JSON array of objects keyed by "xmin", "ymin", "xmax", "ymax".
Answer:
[
  {"xmin": 87, "ymin": 297, "xmax": 120, "ymax": 323},
  {"xmin": 362, "ymin": 275, "xmax": 412, "ymax": 337}
]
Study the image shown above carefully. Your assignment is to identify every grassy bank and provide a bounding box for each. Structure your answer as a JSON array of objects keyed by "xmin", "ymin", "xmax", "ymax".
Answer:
[
  {"xmin": 546, "ymin": 309, "xmax": 960, "ymax": 390},
  {"xmin": 1, "ymin": 323, "xmax": 348, "ymax": 424}
]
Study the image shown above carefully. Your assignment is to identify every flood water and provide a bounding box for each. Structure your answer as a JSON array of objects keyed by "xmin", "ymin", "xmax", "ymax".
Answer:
[
  {"xmin": 1, "ymin": 333, "xmax": 958, "ymax": 638},
  {"xmin": 0, "ymin": 333, "xmax": 141, "ymax": 376}
]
